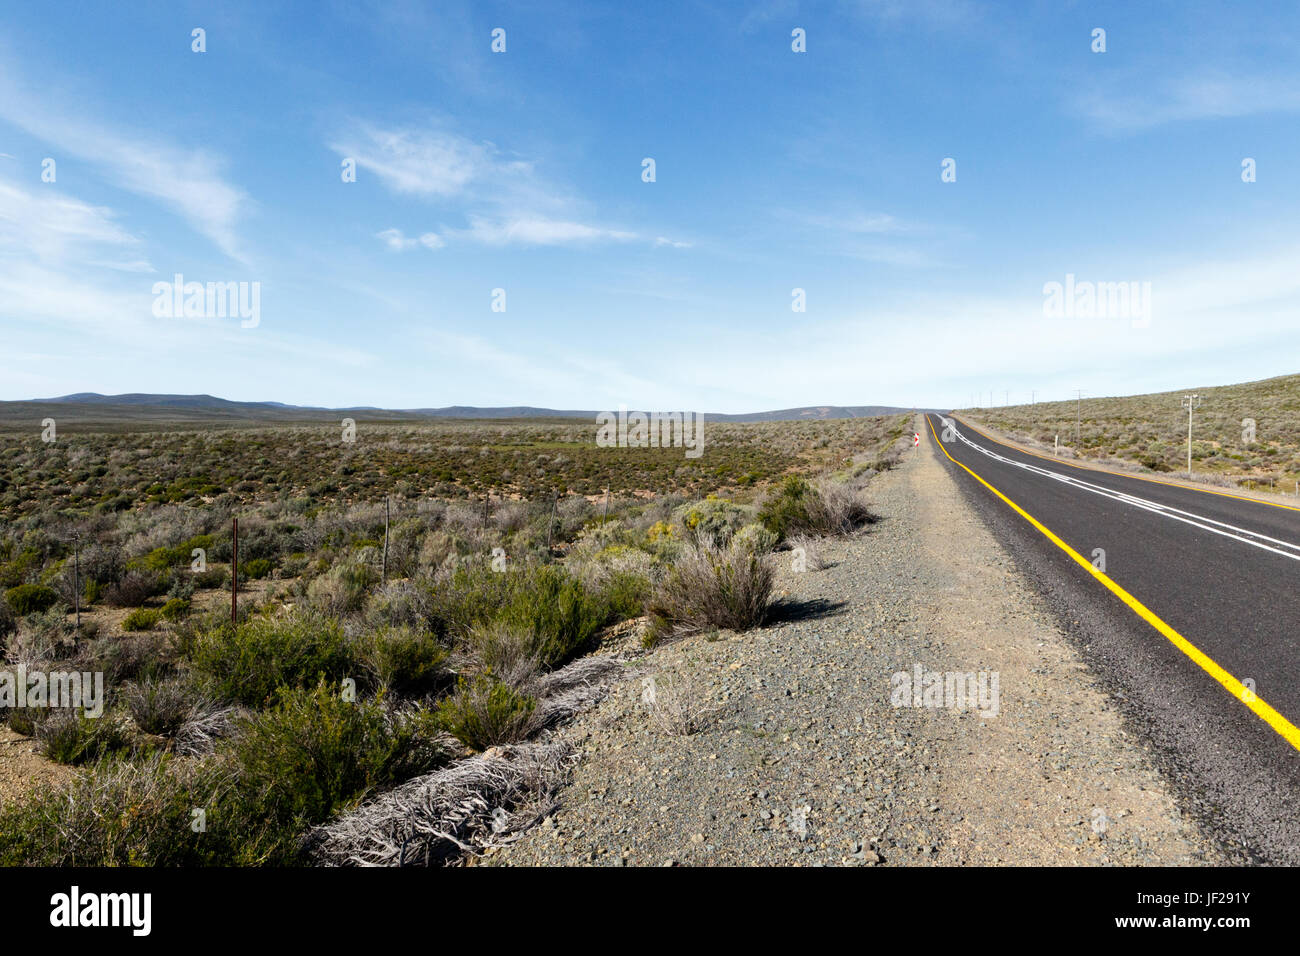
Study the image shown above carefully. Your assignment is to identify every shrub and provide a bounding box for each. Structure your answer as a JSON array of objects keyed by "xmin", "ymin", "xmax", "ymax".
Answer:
[
  {"xmin": 121, "ymin": 607, "xmax": 163, "ymax": 632},
  {"xmin": 648, "ymin": 539, "xmax": 774, "ymax": 640},
  {"xmin": 103, "ymin": 570, "xmax": 160, "ymax": 608},
  {"xmin": 434, "ymin": 673, "xmax": 536, "ymax": 751},
  {"xmin": 758, "ymin": 475, "xmax": 875, "ymax": 538},
  {"xmin": 228, "ymin": 682, "xmax": 449, "ymax": 861},
  {"xmin": 5, "ymin": 583, "xmax": 59, "ymax": 615},
  {"xmin": 0, "ymin": 754, "xmax": 240, "ymax": 866},
  {"xmin": 676, "ymin": 496, "xmax": 751, "ymax": 547},
  {"xmin": 499, "ymin": 566, "xmax": 608, "ymax": 669},
  {"xmin": 306, "ymin": 562, "xmax": 375, "ymax": 616},
  {"xmin": 463, "ymin": 621, "xmax": 541, "ymax": 688},
  {"xmin": 161, "ymin": 597, "xmax": 190, "ymax": 621},
  {"xmin": 193, "ymin": 567, "xmax": 229, "ymax": 589},
  {"xmin": 240, "ymin": 558, "xmax": 273, "ymax": 581},
  {"xmin": 354, "ymin": 626, "xmax": 448, "ymax": 696},
  {"xmin": 125, "ymin": 676, "xmax": 200, "ymax": 737},
  {"xmin": 190, "ymin": 613, "xmax": 354, "ymax": 707},
  {"xmin": 0, "ymin": 597, "xmax": 14, "ymax": 641},
  {"xmin": 36, "ymin": 711, "xmax": 133, "ymax": 765}
]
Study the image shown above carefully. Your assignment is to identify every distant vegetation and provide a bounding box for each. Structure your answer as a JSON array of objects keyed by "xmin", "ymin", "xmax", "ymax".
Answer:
[
  {"xmin": 962, "ymin": 374, "xmax": 1300, "ymax": 492},
  {"xmin": 0, "ymin": 413, "xmax": 907, "ymax": 865}
]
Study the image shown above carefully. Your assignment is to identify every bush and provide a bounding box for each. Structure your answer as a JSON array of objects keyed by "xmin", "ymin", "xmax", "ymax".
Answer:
[
  {"xmin": 676, "ymin": 496, "xmax": 751, "ymax": 547},
  {"xmin": 499, "ymin": 566, "xmax": 609, "ymax": 669},
  {"xmin": 161, "ymin": 597, "xmax": 190, "ymax": 621},
  {"xmin": 648, "ymin": 539, "xmax": 774, "ymax": 641},
  {"xmin": 125, "ymin": 676, "xmax": 199, "ymax": 737},
  {"xmin": 463, "ymin": 621, "xmax": 541, "ymax": 688},
  {"xmin": 193, "ymin": 567, "xmax": 229, "ymax": 589},
  {"xmin": 121, "ymin": 607, "xmax": 163, "ymax": 632},
  {"xmin": 36, "ymin": 711, "xmax": 133, "ymax": 765},
  {"xmin": 306, "ymin": 562, "xmax": 375, "ymax": 616},
  {"xmin": 103, "ymin": 570, "xmax": 160, "ymax": 608},
  {"xmin": 354, "ymin": 626, "xmax": 448, "ymax": 695},
  {"xmin": 434, "ymin": 673, "xmax": 536, "ymax": 751},
  {"xmin": 228, "ymin": 682, "xmax": 449, "ymax": 861},
  {"xmin": 190, "ymin": 613, "xmax": 354, "ymax": 707},
  {"xmin": 5, "ymin": 583, "xmax": 59, "ymax": 615},
  {"xmin": 0, "ymin": 754, "xmax": 240, "ymax": 866},
  {"xmin": 0, "ymin": 598, "xmax": 15, "ymax": 641},
  {"xmin": 758, "ymin": 475, "xmax": 875, "ymax": 538},
  {"xmin": 240, "ymin": 558, "xmax": 273, "ymax": 581},
  {"xmin": 429, "ymin": 564, "xmax": 608, "ymax": 669}
]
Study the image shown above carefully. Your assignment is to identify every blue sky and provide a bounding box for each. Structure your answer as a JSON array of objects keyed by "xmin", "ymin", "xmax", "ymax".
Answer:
[{"xmin": 2, "ymin": 0, "xmax": 1299, "ymax": 413}]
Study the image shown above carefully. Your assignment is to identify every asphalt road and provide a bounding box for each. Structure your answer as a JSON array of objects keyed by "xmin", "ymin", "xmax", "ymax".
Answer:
[{"xmin": 924, "ymin": 412, "xmax": 1300, "ymax": 864}]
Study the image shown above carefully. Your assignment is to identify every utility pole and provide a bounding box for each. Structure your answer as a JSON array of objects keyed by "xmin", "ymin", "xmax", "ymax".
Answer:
[
  {"xmin": 603, "ymin": 489, "xmax": 610, "ymax": 524},
  {"xmin": 1031, "ymin": 390, "xmax": 1036, "ymax": 406},
  {"xmin": 1075, "ymin": 388, "xmax": 1083, "ymax": 446},
  {"xmin": 1181, "ymin": 393, "xmax": 1202, "ymax": 476},
  {"xmin": 1005, "ymin": 390, "xmax": 1009, "ymax": 407}
]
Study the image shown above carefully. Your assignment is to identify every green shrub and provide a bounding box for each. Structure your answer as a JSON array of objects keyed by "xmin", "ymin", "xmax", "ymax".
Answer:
[
  {"xmin": 161, "ymin": 597, "xmax": 190, "ymax": 621},
  {"xmin": 758, "ymin": 475, "xmax": 874, "ymax": 538},
  {"xmin": 240, "ymin": 558, "xmax": 273, "ymax": 581},
  {"xmin": 193, "ymin": 567, "xmax": 229, "ymax": 589},
  {"xmin": 354, "ymin": 626, "xmax": 448, "ymax": 695},
  {"xmin": 5, "ymin": 583, "xmax": 59, "ymax": 615},
  {"xmin": 0, "ymin": 754, "xmax": 241, "ymax": 866},
  {"xmin": 121, "ymin": 607, "xmax": 163, "ymax": 632},
  {"xmin": 228, "ymin": 682, "xmax": 449, "ymax": 861},
  {"xmin": 36, "ymin": 711, "xmax": 133, "ymax": 765},
  {"xmin": 190, "ymin": 613, "xmax": 354, "ymax": 707},
  {"xmin": 499, "ymin": 566, "xmax": 608, "ymax": 669},
  {"xmin": 428, "ymin": 564, "xmax": 607, "ymax": 669},
  {"xmin": 758, "ymin": 476, "xmax": 815, "ymax": 539},
  {"xmin": 599, "ymin": 569, "xmax": 651, "ymax": 620},
  {"xmin": 435, "ymin": 673, "xmax": 536, "ymax": 750}
]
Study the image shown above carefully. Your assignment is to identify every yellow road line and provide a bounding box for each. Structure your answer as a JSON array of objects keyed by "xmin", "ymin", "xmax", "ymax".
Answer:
[
  {"xmin": 925, "ymin": 414, "xmax": 1300, "ymax": 752},
  {"xmin": 954, "ymin": 414, "xmax": 1300, "ymax": 514}
]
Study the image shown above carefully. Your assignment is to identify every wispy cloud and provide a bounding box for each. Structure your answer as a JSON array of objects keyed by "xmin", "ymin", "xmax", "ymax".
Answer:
[
  {"xmin": 0, "ymin": 179, "xmax": 145, "ymax": 268},
  {"xmin": 338, "ymin": 121, "xmax": 680, "ymax": 251},
  {"xmin": 1075, "ymin": 71, "xmax": 1300, "ymax": 131},
  {"xmin": 0, "ymin": 71, "xmax": 251, "ymax": 261}
]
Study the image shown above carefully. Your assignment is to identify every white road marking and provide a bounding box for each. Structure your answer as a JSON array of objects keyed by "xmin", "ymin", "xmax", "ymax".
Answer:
[{"xmin": 939, "ymin": 417, "xmax": 1300, "ymax": 564}]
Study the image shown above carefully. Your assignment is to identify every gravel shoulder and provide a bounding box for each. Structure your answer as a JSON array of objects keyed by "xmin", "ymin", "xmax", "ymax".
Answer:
[{"xmin": 491, "ymin": 418, "xmax": 1224, "ymax": 866}]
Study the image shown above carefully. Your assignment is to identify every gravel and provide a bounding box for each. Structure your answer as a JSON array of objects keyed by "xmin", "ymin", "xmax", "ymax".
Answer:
[{"xmin": 489, "ymin": 419, "xmax": 1224, "ymax": 867}]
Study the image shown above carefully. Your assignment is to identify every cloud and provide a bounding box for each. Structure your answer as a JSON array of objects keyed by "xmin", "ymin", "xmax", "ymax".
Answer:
[
  {"xmin": 0, "ymin": 89, "xmax": 251, "ymax": 261},
  {"xmin": 1075, "ymin": 71, "xmax": 1300, "ymax": 131},
  {"xmin": 0, "ymin": 179, "xmax": 145, "ymax": 268},
  {"xmin": 342, "ymin": 122, "xmax": 678, "ymax": 251}
]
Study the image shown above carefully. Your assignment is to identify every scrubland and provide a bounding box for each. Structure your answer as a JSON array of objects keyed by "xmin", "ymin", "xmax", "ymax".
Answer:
[
  {"xmin": 0, "ymin": 414, "xmax": 908, "ymax": 865},
  {"xmin": 962, "ymin": 373, "xmax": 1300, "ymax": 492}
]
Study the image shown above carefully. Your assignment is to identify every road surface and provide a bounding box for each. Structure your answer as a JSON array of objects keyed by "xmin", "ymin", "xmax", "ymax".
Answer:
[{"xmin": 925, "ymin": 412, "xmax": 1300, "ymax": 864}]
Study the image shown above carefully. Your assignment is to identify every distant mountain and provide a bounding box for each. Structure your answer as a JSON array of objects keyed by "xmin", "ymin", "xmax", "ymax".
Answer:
[{"xmin": 2, "ymin": 393, "xmax": 929, "ymax": 426}]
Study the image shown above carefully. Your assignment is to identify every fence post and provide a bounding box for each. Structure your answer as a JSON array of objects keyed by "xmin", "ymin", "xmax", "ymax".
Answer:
[
  {"xmin": 231, "ymin": 517, "xmax": 238, "ymax": 625},
  {"xmin": 546, "ymin": 492, "xmax": 558, "ymax": 554},
  {"xmin": 73, "ymin": 535, "xmax": 80, "ymax": 628},
  {"xmin": 382, "ymin": 496, "xmax": 389, "ymax": 584}
]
